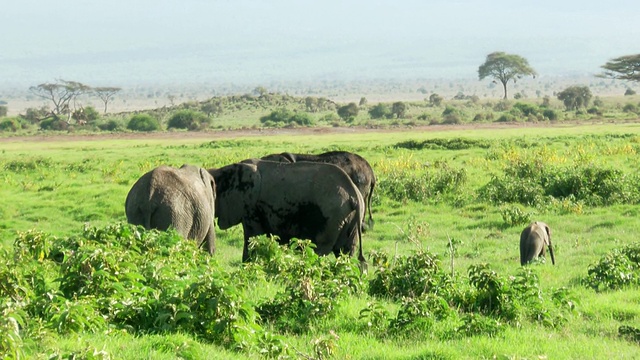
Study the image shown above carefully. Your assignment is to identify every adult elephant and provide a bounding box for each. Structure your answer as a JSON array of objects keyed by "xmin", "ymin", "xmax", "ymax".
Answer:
[
  {"xmin": 261, "ymin": 150, "xmax": 376, "ymax": 230},
  {"xmin": 520, "ymin": 221, "xmax": 555, "ymax": 266},
  {"xmin": 125, "ymin": 164, "xmax": 216, "ymax": 254},
  {"xmin": 209, "ymin": 159, "xmax": 365, "ymax": 264}
]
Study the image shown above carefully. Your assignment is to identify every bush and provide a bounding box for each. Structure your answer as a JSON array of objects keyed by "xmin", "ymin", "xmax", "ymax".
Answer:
[
  {"xmin": 97, "ymin": 119, "xmax": 123, "ymax": 131},
  {"xmin": 368, "ymin": 103, "xmax": 391, "ymax": 119},
  {"xmin": 167, "ymin": 110, "xmax": 211, "ymax": 130},
  {"xmin": 622, "ymin": 103, "xmax": 639, "ymax": 114},
  {"xmin": 624, "ymin": 88, "xmax": 636, "ymax": 96},
  {"xmin": 20, "ymin": 107, "xmax": 50, "ymax": 124},
  {"xmin": 0, "ymin": 118, "xmax": 23, "ymax": 132},
  {"xmin": 586, "ymin": 243, "xmax": 640, "ymax": 291},
  {"xmin": 127, "ymin": 113, "xmax": 161, "ymax": 132},
  {"xmin": 39, "ymin": 118, "xmax": 69, "ymax": 131},
  {"xmin": 337, "ymin": 103, "xmax": 359, "ymax": 122},
  {"xmin": 543, "ymin": 109, "xmax": 560, "ymax": 120},
  {"xmin": 260, "ymin": 108, "xmax": 314, "ymax": 126},
  {"xmin": 0, "ymin": 105, "xmax": 7, "ymax": 117}
]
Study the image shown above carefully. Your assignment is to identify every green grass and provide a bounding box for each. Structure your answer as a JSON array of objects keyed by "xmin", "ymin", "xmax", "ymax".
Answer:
[{"xmin": 2, "ymin": 123, "xmax": 640, "ymax": 358}]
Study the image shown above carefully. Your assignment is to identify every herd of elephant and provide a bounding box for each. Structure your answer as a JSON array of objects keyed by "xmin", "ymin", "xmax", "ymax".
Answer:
[{"xmin": 124, "ymin": 150, "xmax": 555, "ymax": 267}]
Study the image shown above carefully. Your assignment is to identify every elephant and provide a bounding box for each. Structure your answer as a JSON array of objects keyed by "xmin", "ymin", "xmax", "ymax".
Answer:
[
  {"xmin": 209, "ymin": 159, "xmax": 365, "ymax": 264},
  {"xmin": 520, "ymin": 221, "xmax": 555, "ymax": 265},
  {"xmin": 260, "ymin": 150, "xmax": 376, "ymax": 230},
  {"xmin": 125, "ymin": 164, "xmax": 216, "ymax": 254}
]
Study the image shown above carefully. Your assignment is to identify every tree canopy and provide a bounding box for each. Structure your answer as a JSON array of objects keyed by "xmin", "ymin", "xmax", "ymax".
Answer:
[
  {"xmin": 478, "ymin": 52, "xmax": 537, "ymax": 99},
  {"xmin": 599, "ymin": 54, "xmax": 640, "ymax": 82}
]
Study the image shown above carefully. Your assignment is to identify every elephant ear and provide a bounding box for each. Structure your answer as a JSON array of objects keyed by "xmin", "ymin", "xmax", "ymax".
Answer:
[
  {"xmin": 214, "ymin": 163, "xmax": 260, "ymax": 229},
  {"xmin": 198, "ymin": 168, "xmax": 216, "ymax": 213},
  {"xmin": 544, "ymin": 223, "xmax": 556, "ymax": 265}
]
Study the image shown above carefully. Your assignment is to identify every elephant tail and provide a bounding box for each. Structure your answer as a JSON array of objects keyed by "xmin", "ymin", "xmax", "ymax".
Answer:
[{"xmin": 366, "ymin": 181, "xmax": 375, "ymax": 230}]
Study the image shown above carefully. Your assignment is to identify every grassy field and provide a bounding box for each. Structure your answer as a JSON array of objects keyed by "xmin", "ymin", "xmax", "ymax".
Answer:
[{"xmin": 2, "ymin": 122, "xmax": 640, "ymax": 359}]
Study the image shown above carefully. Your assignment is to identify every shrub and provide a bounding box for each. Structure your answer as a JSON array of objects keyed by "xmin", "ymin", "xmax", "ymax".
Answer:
[
  {"xmin": 167, "ymin": 110, "xmax": 210, "ymax": 130},
  {"xmin": 39, "ymin": 118, "xmax": 69, "ymax": 131},
  {"xmin": 97, "ymin": 119, "xmax": 123, "ymax": 131},
  {"xmin": 542, "ymin": 109, "xmax": 560, "ymax": 120},
  {"xmin": 0, "ymin": 105, "xmax": 7, "ymax": 117},
  {"xmin": 624, "ymin": 88, "xmax": 636, "ymax": 96},
  {"xmin": 0, "ymin": 118, "xmax": 22, "ymax": 132},
  {"xmin": 513, "ymin": 102, "xmax": 540, "ymax": 117},
  {"xmin": 127, "ymin": 113, "xmax": 161, "ymax": 132},
  {"xmin": 337, "ymin": 103, "xmax": 359, "ymax": 122},
  {"xmin": 586, "ymin": 243, "xmax": 640, "ymax": 291},
  {"xmin": 622, "ymin": 103, "xmax": 638, "ymax": 114},
  {"xmin": 368, "ymin": 103, "xmax": 391, "ymax": 119},
  {"xmin": 369, "ymin": 250, "xmax": 451, "ymax": 300},
  {"xmin": 260, "ymin": 108, "xmax": 314, "ymax": 126},
  {"xmin": 20, "ymin": 107, "xmax": 49, "ymax": 124}
]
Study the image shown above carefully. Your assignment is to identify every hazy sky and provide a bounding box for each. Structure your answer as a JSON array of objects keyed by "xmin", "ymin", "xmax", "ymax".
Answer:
[{"xmin": 2, "ymin": 0, "xmax": 639, "ymax": 88}]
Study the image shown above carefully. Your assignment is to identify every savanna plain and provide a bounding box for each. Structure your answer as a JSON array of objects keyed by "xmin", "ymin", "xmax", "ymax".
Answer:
[{"xmin": 2, "ymin": 120, "xmax": 640, "ymax": 359}]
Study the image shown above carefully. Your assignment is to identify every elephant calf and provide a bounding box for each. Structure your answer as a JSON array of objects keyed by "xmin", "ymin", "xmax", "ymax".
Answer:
[
  {"xmin": 125, "ymin": 164, "xmax": 216, "ymax": 254},
  {"xmin": 520, "ymin": 221, "xmax": 555, "ymax": 265},
  {"xmin": 210, "ymin": 159, "xmax": 365, "ymax": 264}
]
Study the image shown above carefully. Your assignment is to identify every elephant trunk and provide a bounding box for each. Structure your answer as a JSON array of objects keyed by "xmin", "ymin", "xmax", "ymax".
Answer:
[{"xmin": 548, "ymin": 243, "xmax": 556, "ymax": 265}]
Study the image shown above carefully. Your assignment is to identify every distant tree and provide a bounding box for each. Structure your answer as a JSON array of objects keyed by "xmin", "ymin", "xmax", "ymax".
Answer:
[
  {"xmin": 359, "ymin": 97, "xmax": 368, "ymax": 107},
  {"xmin": 391, "ymin": 101, "xmax": 407, "ymax": 118},
  {"xmin": 93, "ymin": 86, "xmax": 121, "ymax": 114},
  {"xmin": 29, "ymin": 80, "xmax": 91, "ymax": 122},
  {"xmin": 368, "ymin": 103, "xmax": 391, "ymax": 119},
  {"xmin": 624, "ymin": 88, "xmax": 636, "ymax": 96},
  {"xmin": 253, "ymin": 86, "xmax": 268, "ymax": 97},
  {"xmin": 305, "ymin": 97, "xmax": 318, "ymax": 112},
  {"xmin": 599, "ymin": 54, "xmax": 640, "ymax": 82},
  {"xmin": 478, "ymin": 52, "xmax": 537, "ymax": 99},
  {"xmin": 429, "ymin": 93, "xmax": 443, "ymax": 106},
  {"xmin": 0, "ymin": 105, "xmax": 7, "ymax": 117},
  {"xmin": 557, "ymin": 85, "xmax": 592, "ymax": 111},
  {"xmin": 201, "ymin": 100, "xmax": 223, "ymax": 117},
  {"xmin": 337, "ymin": 103, "xmax": 359, "ymax": 122}
]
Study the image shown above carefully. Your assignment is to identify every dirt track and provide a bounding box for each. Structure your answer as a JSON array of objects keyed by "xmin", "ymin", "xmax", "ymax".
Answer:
[{"xmin": 0, "ymin": 120, "xmax": 634, "ymax": 143}]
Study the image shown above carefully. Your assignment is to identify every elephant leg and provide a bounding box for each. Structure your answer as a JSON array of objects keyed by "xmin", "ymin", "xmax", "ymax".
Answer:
[
  {"xmin": 522, "ymin": 240, "xmax": 544, "ymax": 265},
  {"xmin": 202, "ymin": 226, "xmax": 216, "ymax": 255}
]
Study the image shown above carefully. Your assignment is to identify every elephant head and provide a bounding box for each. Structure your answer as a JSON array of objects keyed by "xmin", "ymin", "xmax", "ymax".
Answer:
[{"xmin": 209, "ymin": 163, "xmax": 261, "ymax": 230}]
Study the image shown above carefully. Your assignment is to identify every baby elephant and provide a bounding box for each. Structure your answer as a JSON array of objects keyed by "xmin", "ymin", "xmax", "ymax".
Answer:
[{"xmin": 520, "ymin": 221, "xmax": 555, "ymax": 265}]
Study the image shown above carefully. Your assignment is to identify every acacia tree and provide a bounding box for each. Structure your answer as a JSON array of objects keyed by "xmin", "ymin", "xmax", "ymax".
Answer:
[
  {"xmin": 478, "ymin": 52, "xmax": 537, "ymax": 99},
  {"xmin": 557, "ymin": 85, "xmax": 592, "ymax": 111},
  {"xmin": 600, "ymin": 54, "xmax": 640, "ymax": 82},
  {"xmin": 93, "ymin": 87, "xmax": 121, "ymax": 114},
  {"xmin": 29, "ymin": 80, "xmax": 91, "ymax": 122}
]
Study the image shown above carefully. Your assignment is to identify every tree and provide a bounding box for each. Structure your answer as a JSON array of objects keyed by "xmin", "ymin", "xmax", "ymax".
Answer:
[
  {"xmin": 599, "ymin": 54, "xmax": 640, "ymax": 82},
  {"xmin": 391, "ymin": 101, "xmax": 407, "ymax": 118},
  {"xmin": 29, "ymin": 80, "xmax": 91, "ymax": 123},
  {"xmin": 478, "ymin": 52, "xmax": 537, "ymax": 99},
  {"xmin": 429, "ymin": 93, "xmax": 443, "ymax": 106},
  {"xmin": 93, "ymin": 87, "xmax": 121, "ymax": 114},
  {"xmin": 337, "ymin": 103, "xmax": 359, "ymax": 122},
  {"xmin": 557, "ymin": 86, "xmax": 592, "ymax": 111}
]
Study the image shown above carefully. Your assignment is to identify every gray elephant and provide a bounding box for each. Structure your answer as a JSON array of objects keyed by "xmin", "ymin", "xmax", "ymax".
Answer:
[
  {"xmin": 125, "ymin": 164, "xmax": 216, "ymax": 254},
  {"xmin": 209, "ymin": 159, "xmax": 365, "ymax": 263},
  {"xmin": 260, "ymin": 150, "xmax": 376, "ymax": 230},
  {"xmin": 520, "ymin": 221, "xmax": 555, "ymax": 265}
]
